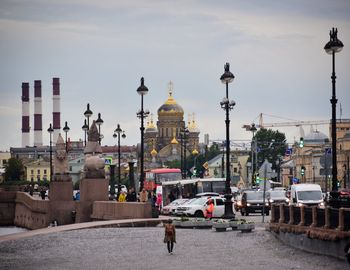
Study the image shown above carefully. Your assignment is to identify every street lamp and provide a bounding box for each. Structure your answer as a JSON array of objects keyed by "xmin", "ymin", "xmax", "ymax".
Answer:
[
  {"xmin": 136, "ymin": 77, "xmax": 150, "ymax": 191},
  {"xmin": 324, "ymin": 27, "xmax": 344, "ymax": 192},
  {"xmin": 96, "ymin": 113, "xmax": 104, "ymax": 145},
  {"xmin": 192, "ymin": 148, "xmax": 199, "ymax": 177},
  {"xmin": 82, "ymin": 119, "xmax": 88, "ymax": 146},
  {"xmin": 47, "ymin": 123, "xmax": 54, "ymax": 182},
  {"xmin": 63, "ymin": 121, "xmax": 70, "ymax": 152},
  {"xmin": 250, "ymin": 123, "xmax": 257, "ymax": 186},
  {"xmin": 220, "ymin": 62, "xmax": 235, "ymax": 219},
  {"xmin": 84, "ymin": 103, "xmax": 93, "ymax": 128},
  {"xmin": 181, "ymin": 128, "xmax": 189, "ymax": 179},
  {"xmin": 113, "ymin": 124, "xmax": 126, "ymax": 198}
]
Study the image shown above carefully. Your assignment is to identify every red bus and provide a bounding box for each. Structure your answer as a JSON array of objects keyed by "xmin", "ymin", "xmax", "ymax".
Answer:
[{"xmin": 144, "ymin": 168, "xmax": 182, "ymax": 191}]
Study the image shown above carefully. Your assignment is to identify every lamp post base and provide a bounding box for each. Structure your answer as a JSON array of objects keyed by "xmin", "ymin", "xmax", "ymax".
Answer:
[{"xmin": 223, "ymin": 193, "xmax": 235, "ymax": 219}]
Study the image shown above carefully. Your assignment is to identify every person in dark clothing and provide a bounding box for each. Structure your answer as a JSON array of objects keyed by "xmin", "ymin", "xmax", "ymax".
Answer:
[
  {"xmin": 164, "ymin": 219, "xmax": 176, "ymax": 254},
  {"xmin": 126, "ymin": 187, "xmax": 137, "ymax": 202},
  {"xmin": 168, "ymin": 191, "xmax": 176, "ymax": 203}
]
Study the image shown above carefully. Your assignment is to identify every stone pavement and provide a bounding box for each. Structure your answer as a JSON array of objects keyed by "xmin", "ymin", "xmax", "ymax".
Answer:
[{"xmin": 0, "ymin": 216, "xmax": 347, "ymax": 270}]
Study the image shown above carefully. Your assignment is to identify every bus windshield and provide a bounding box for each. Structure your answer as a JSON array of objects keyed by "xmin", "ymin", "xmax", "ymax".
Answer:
[
  {"xmin": 297, "ymin": 191, "xmax": 322, "ymax": 201},
  {"xmin": 155, "ymin": 172, "xmax": 182, "ymax": 184}
]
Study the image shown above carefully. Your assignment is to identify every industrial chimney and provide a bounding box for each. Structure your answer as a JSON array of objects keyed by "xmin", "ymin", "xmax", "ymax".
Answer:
[
  {"xmin": 52, "ymin": 77, "xmax": 61, "ymax": 144},
  {"xmin": 21, "ymin": 82, "xmax": 30, "ymax": 147},
  {"xmin": 34, "ymin": 80, "xmax": 43, "ymax": 146}
]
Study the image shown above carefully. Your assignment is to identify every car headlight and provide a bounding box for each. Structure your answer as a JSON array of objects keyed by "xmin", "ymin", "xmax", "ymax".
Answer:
[
  {"xmin": 269, "ymin": 199, "xmax": 274, "ymax": 203},
  {"xmin": 319, "ymin": 202, "xmax": 325, "ymax": 207},
  {"xmin": 297, "ymin": 202, "xmax": 303, "ymax": 207},
  {"xmin": 265, "ymin": 203, "xmax": 269, "ymax": 206},
  {"xmin": 285, "ymin": 198, "xmax": 290, "ymax": 203},
  {"xmin": 247, "ymin": 203, "xmax": 251, "ymax": 206},
  {"xmin": 237, "ymin": 201, "xmax": 242, "ymax": 206}
]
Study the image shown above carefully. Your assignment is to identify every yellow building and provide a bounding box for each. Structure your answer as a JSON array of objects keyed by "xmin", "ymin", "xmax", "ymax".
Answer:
[{"xmin": 25, "ymin": 159, "xmax": 51, "ymax": 182}]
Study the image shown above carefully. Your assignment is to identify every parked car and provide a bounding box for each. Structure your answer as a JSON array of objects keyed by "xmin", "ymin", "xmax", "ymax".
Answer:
[
  {"xmin": 266, "ymin": 190, "xmax": 289, "ymax": 206},
  {"xmin": 240, "ymin": 190, "xmax": 269, "ymax": 216},
  {"xmin": 161, "ymin": 198, "xmax": 189, "ymax": 215},
  {"xmin": 175, "ymin": 196, "xmax": 229, "ymax": 218},
  {"xmin": 195, "ymin": 192, "xmax": 220, "ymax": 198},
  {"xmin": 234, "ymin": 194, "xmax": 243, "ymax": 212}
]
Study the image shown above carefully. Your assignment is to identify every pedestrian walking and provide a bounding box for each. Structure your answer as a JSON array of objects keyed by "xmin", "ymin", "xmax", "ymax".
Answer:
[
  {"xmin": 118, "ymin": 191, "xmax": 126, "ymax": 202},
  {"xmin": 126, "ymin": 187, "xmax": 137, "ymax": 202},
  {"xmin": 164, "ymin": 219, "xmax": 176, "ymax": 254}
]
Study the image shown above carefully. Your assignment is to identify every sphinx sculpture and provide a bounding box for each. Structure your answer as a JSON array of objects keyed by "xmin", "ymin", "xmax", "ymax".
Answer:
[
  {"xmin": 83, "ymin": 120, "xmax": 105, "ymax": 179},
  {"xmin": 53, "ymin": 134, "xmax": 70, "ymax": 181}
]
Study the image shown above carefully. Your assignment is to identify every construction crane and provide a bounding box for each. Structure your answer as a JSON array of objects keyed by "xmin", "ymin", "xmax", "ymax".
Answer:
[{"xmin": 242, "ymin": 113, "xmax": 330, "ymax": 130}]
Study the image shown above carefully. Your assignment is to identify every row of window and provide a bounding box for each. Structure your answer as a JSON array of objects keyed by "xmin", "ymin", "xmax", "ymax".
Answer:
[{"xmin": 30, "ymin": 169, "xmax": 47, "ymax": 174}]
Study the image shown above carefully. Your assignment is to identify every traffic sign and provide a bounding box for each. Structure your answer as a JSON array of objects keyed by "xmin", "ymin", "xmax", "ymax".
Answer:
[{"xmin": 325, "ymin": 148, "xmax": 331, "ymax": 155}]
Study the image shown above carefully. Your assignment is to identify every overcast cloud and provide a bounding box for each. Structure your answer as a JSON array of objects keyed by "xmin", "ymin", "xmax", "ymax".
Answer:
[{"xmin": 0, "ymin": 0, "xmax": 349, "ymax": 151}]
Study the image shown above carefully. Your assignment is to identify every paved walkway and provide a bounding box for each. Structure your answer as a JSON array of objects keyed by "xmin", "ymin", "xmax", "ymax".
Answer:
[{"xmin": 0, "ymin": 216, "xmax": 347, "ymax": 270}]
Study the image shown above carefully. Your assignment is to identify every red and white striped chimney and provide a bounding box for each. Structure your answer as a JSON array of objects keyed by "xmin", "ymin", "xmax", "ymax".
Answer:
[
  {"xmin": 21, "ymin": 82, "xmax": 30, "ymax": 147},
  {"xmin": 52, "ymin": 78, "xmax": 61, "ymax": 144},
  {"xmin": 34, "ymin": 80, "xmax": 43, "ymax": 146}
]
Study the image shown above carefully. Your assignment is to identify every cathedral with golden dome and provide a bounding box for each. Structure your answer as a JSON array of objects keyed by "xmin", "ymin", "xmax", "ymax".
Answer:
[{"xmin": 144, "ymin": 82, "xmax": 200, "ymax": 166}]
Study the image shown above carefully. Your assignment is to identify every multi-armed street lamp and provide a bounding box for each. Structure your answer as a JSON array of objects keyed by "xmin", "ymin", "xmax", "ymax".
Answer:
[
  {"xmin": 63, "ymin": 121, "xmax": 70, "ymax": 152},
  {"xmin": 250, "ymin": 123, "xmax": 257, "ymax": 186},
  {"xmin": 324, "ymin": 27, "xmax": 344, "ymax": 192},
  {"xmin": 136, "ymin": 77, "xmax": 150, "ymax": 191},
  {"xmin": 113, "ymin": 124, "xmax": 126, "ymax": 197},
  {"xmin": 47, "ymin": 124, "xmax": 54, "ymax": 182},
  {"xmin": 181, "ymin": 128, "xmax": 189, "ymax": 179},
  {"xmin": 96, "ymin": 113, "xmax": 104, "ymax": 145},
  {"xmin": 220, "ymin": 62, "xmax": 236, "ymax": 219}
]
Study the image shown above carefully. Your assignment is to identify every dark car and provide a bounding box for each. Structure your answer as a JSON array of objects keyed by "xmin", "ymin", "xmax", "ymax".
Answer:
[{"xmin": 240, "ymin": 190, "xmax": 269, "ymax": 216}]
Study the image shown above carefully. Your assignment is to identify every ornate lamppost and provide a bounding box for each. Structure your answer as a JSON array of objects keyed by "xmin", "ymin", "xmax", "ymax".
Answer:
[
  {"xmin": 136, "ymin": 77, "xmax": 150, "ymax": 191},
  {"xmin": 220, "ymin": 62, "xmax": 236, "ymax": 219},
  {"xmin": 250, "ymin": 123, "xmax": 257, "ymax": 186},
  {"xmin": 113, "ymin": 124, "xmax": 126, "ymax": 198},
  {"xmin": 84, "ymin": 103, "xmax": 93, "ymax": 128},
  {"xmin": 96, "ymin": 113, "xmax": 104, "ymax": 145},
  {"xmin": 181, "ymin": 127, "xmax": 189, "ymax": 179},
  {"xmin": 324, "ymin": 27, "xmax": 344, "ymax": 192},
  {"xmin": 47, "ymin": 123, "xmax": 54, "ymax": 182},
  {"xmin": 63, "ymin": 121, "xmax": 70, "ymax": 152},
  {"xmin": 82, "ymin": 119, "xmax": 88, "ymax": 146}
]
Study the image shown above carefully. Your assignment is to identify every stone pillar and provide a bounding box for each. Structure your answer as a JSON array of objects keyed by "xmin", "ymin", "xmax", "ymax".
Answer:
[
  {"xmin": 299, "ymin": 206, "xmax": 305, "ymax": 226},
  {"xmin": 338, "ymin": 208, "xmax": 344, "ymax": 231},
  {"xmin": 288, "ymin": 205, "xmax": 294, "ymax": 225},
  {"xmin": 270, "ymin": 204, "xmax": 275, "ymax": 223},
  {"xmin": 324, "ymin": 207, "xmax": 330, "ymax": 229},
  {"xmin": 278, "ymin": 204, "xmax": 284, "ymax": 224},
  {"xmin": 311, "ymin": 206, "xmax": 317, "ymax": 227}
]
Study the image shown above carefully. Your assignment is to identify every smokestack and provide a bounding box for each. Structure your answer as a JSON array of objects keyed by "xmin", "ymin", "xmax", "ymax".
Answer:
[
  {"xmin": 34, "ymin": 80, "xmax": 43, "ymax": 146},
  {"xmin": 21, "ymin": 82, "xmax": 30, "ymax": 147},
  {"xmin": 52, "ymin": 77, "xmax": 61, "ymax": 144}
]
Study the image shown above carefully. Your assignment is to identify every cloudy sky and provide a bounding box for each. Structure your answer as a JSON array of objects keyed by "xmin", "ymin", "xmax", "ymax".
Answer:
[{"xmin": 0, "ymin": 0, "xmax": 349, "ymax": 151}]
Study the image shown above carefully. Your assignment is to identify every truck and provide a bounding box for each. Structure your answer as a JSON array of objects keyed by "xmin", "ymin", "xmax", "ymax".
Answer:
[{"xmin": 290, "ymin": 184, "xmax": 324, "ymax": 207}]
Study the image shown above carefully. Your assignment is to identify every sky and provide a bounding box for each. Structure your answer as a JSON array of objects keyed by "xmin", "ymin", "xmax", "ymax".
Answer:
[{"xmin": 0, "ymin": 0, "xmax": 349, "ymax": 152}]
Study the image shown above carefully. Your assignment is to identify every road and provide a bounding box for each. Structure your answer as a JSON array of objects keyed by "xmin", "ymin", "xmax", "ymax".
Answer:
[{"xmin": 0, "ymin": 215, "xmax": 346, "ymax": 270}]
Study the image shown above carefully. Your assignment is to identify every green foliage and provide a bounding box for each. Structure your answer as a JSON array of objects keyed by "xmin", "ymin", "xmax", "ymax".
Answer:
[
  {"xmin": 254, "ymin": 128, "xmax": 287, "ymax": 170},
  {"xmin": 4, "ymin": 158, "xmax": 24, "ymax": 182}
]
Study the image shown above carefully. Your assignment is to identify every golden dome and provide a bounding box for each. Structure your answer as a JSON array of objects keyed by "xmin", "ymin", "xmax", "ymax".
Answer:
[
  {"xmin": 145, "ymin": 114, "xmax": 157, "ymax": 133},
  {"xmin": 158, "ymin": 81, "xmax": 184, "ymax": 116},
  {"xmin": 151, "ymin": 148, "xmax": 158, "ymax": 156},
  {"xmin": 171, "ymin": 136, "xmax": 179, "ymax": 144},
  {"xmin": 192, "ymin": 149, "xmax": 199, "ymax": 155}
]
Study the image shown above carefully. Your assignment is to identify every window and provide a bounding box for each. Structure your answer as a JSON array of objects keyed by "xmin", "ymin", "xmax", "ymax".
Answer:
[
  {"xmin": 215, "ymin": 199, "xmax": 224, "ymax": 206},
  {"xmin": 44, "ymin": 169, "xmax": 47, "ymax": 174},
  {"xmin": 233, "ymin": 168, "xmax": 237, "ymax": 173},
  {"xmin": 31, "ymin": 169, "xmax": 34, "ymax": 174},
  {"xmin": 37, "ymin": 169, "xmax": 40, "ymax": 174}
]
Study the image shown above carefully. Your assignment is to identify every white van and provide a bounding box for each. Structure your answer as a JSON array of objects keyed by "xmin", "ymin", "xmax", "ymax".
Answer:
[{"xmin": 290, "ymin": 184, "xmax": 324, "ymax": 207}]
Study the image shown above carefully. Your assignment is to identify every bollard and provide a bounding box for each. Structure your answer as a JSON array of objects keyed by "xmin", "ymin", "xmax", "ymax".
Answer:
[
  {"xmin": 311, "ymin": 206, "xmax": 317, "ymax": 227},
  {"xmin": 338, "ymin": 208, "xmax": 344, "ymax": 231},
  {"xmin": 278, "ymin": 204, "xmax": 284, "ymax": 224},
  {"xmin": 299, "ymin": 206, "xmax": 305, "ymax": 226},
  {"xmin": 288, "ymin": 205, "xmax": 294, "ymax": 225},
  {"xmin": 324, "ymin": 207, "xmax": 330, "ymax": 229}
]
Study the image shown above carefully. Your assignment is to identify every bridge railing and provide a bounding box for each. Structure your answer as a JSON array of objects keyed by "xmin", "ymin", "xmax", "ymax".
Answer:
[{"xmin": 270, "ymin": 203, "xmax": 350, "ymax": 233}]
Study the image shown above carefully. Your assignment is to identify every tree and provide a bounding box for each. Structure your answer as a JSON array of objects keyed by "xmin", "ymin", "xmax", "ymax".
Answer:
[
  {"xmin": 253, "ymin": 128, "xmax": 287, "ymax": 170},
  {"xmin": 4, "ymin": 158, "xmax": 24, "ymax": 181}
]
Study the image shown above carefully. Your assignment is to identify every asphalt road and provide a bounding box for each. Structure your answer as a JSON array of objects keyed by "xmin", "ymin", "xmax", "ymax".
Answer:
[{"xmin": 0, "ymin": 216, "xmax": 346, "ymax": 270}]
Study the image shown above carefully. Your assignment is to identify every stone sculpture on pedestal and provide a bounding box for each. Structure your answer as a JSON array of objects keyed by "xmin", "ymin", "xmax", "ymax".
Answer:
[
  {"xmin": 54, "ymin": 133, "xmax": 70, "ymax": 181},
  {"xmin": 83, "ymin": 120, "xmax": 105, "ymax": 179}
]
